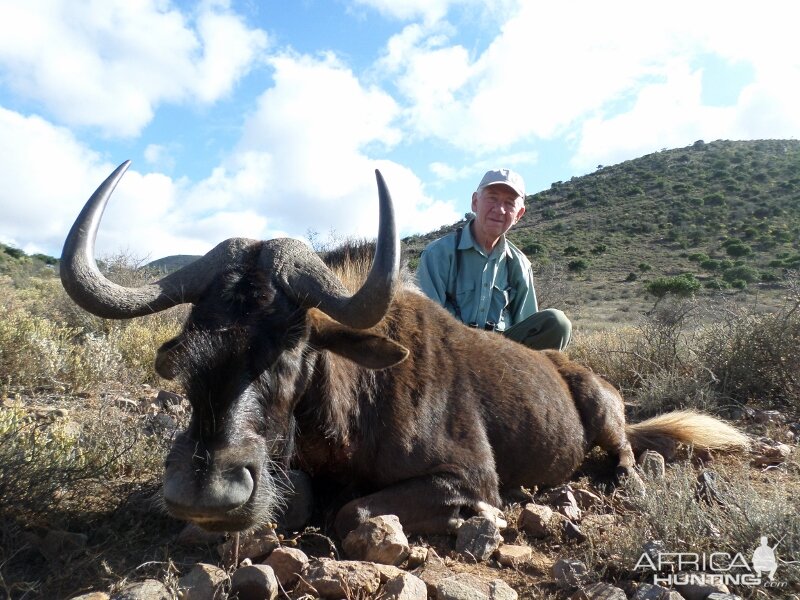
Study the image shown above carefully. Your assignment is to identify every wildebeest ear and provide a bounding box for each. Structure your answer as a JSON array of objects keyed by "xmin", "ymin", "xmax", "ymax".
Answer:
[
  {"xmin": 308, "ymin": 310, "xmax": 409, "ymax": 370},
  {"xmin": 155, "ymin": 337, "xmax": 181, "ymax": 380}
]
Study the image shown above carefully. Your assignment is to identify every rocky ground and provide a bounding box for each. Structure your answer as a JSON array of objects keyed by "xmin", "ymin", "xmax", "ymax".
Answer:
[{"xmin": 2, "ymin": 384, "xmax": 798, "ymax": 600}]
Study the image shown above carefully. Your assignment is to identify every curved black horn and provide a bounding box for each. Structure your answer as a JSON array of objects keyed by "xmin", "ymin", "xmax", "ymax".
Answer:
[
  {"xmin": 60, "ymin": 161, "xmax": 253, "ymax": 319},
  {"xmin": 261, "ymin": 169, "xmax": 400, "ymax": 329}
]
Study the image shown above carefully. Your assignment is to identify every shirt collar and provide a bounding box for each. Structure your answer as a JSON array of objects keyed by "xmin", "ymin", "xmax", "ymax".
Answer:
[{"xmin": 461, "ymin": 220, "xmax": 513, "ymax": 259}]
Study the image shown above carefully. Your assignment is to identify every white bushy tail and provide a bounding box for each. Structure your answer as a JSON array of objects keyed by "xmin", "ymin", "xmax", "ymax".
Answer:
[{"xmin": 626, "ymin": 410, "xmax": 750, "ymax": 456}]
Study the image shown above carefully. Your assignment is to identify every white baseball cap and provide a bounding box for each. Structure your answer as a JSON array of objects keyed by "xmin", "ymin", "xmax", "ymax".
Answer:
[{"xmin": 477, "ymin": 168, "xmax": 525, "ymax": 199}]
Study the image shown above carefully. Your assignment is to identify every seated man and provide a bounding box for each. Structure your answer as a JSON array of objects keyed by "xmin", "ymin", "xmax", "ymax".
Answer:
[{"xmin": 417, "ymin": 168, "xmax": 571, "ymax": 351}]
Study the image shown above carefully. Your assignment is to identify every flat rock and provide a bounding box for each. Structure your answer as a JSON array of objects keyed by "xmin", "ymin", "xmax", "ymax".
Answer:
[
  {"xmin": 494, "ymin": 544, "xmax": 532, "ymax": 567},
  {"xmin": 435, "ymin": 573, "xmax": 518, "ymax": 600}
]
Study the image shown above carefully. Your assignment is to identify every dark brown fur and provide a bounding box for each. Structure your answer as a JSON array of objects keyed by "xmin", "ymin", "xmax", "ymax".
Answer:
[{"xmin": 155, "ymin": 246, "xmax": 748, "ymax": 537}]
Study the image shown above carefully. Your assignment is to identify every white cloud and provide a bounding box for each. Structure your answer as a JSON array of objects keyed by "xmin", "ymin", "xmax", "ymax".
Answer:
[
  {"xmin": 351, "ymin": 0, "xmax": 461, "ymax": 23},
  {"xmin": 0, "ymin": 0, "xmax": 268, "ymax": 137},
  {"xmin": 231, "ymin": 51, "xmax": 458, "ymax": 238},
  {"xmin": 570, "ymin": 65, "xmax": 735, "ymax": 172},
  {"xmin": 377, "ymin": 0, "xmax": 800, "ymax": 166}
]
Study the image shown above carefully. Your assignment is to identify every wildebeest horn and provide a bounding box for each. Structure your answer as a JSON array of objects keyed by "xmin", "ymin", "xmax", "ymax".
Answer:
[
  {"xmin": 259, "ymin": 169, "xmax": 400, "ymax": 329},
  {"xmin": 60, "ymin": 161, "xmax": 255, "ymax": 318}
]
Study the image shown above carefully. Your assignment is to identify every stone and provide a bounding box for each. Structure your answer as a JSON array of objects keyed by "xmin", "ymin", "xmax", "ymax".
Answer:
[
  {"xmin": 374, "ymin": 563, "xmax": 406, "ymax": 582},
  {"xmin": 673, "ymin": 578, "xmax": 729, "ymax": 600},
  {"xmin": 229, "ymin": 564, "xmax": 279, "ymax": 600},
  {"xmin": 639, "ymin": 450, "xmax": 666, "ymax": 479},
  {"xmin": 376, "ymin": 573, "xmax": 428, "ymax": 600},
  {"xmin": 518, "ymin": 504, "xmax": 554, "ymax": 538},
  {"xmin": 435, "ymin": 573, "xmax": 518, "ymax": 600},
  {"xmin": 563, "ymin": 521, "xmax": 587, "ymax": 543},
  {"xmin": 177, "ymin": 563, "xmax": 227, "ymax": 600},
  {"xmin": 407, "ymin": 545, "xmax": 428, "ymax": 568},
  {"xmin": 642, "ymin": 540, "xmax": 666, "ymax": 561},
  {"xmin": 71, "ymin": 594, "xmax": 111, "ymax": 600},
  {"xmin": 263, "ymin": 546, "xmax": 309, "ymax": 588},
  {"xmin": 571, "ymin": 582, "xmax": 627, "ymax": 599},
  {"xmin": 572, "ymin": 487, "xmax": 603, "ymax": 510},
  {"xmin": 548, "ymin": 485, "xmax": 582, "ymax": 521},
  {"xmin": 343, "ymin": 514, "xmax": 410, "ymax": 565},
  {"xmin": 706, "ymin": 594, "xmax": 743, "ymax": 600},
  {"xmin": 552, "ymin": 558, "xmax": 588, "ymax": 589},
  {"xmin": 300, "ymin": 559, "xmax": 381, "ymax": 599},
  {"xmin": 454, "ymin": 516, "xmax": 503, "ymax": 562},
  {"xmin": 696, "ymin": 471, "xmax": 725, "ymax": 505},
  {"xmin": 631, "ymin": 583, "xmax": 684, "ymax": 600},
  {"xmin": 412, "ymin": 550, "xmax": 453, "ymax": 597},
  {"xmin": 494, "ymin": 544, "xmax": 532, "ymax": 567},
  {"xmin": 111, "ymin": 579, "xmax": 171, "ymax": 600},
  {"xmin": 218, "ymin": 529, "xmax": 280, "ymax": 565}
]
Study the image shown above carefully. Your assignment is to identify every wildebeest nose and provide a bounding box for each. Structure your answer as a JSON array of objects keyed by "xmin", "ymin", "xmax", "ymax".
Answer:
[{"xmin": 163, "ymin": 463, "xmax": 255, "ymax": 514}]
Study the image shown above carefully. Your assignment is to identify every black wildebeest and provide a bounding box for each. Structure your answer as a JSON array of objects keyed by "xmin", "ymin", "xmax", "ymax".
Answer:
[{"xmin": 61, "ymin": 162, "xmax": 748, "ymax": 536}]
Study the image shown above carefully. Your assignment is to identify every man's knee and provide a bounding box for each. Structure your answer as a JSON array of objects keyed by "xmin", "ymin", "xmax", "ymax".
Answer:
[{"xmin": 538, "ymin": 308, "xmax": 572, "ymax": 350}]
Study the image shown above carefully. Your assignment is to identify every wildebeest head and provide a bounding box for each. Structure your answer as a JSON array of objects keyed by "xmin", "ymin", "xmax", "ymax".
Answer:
[{"xmin": 60, "ymin": 161, "xmax": 408, "ymax": 531}]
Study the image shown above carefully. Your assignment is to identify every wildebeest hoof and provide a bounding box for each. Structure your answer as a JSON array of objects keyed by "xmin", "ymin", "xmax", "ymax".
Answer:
[
  {"xmin": 448, "ymin": 516, "xmax": 465, "ymax": 532},
  {"xmin": 475, "ymin": 501, "xmax": 508, "ymax": 529}
]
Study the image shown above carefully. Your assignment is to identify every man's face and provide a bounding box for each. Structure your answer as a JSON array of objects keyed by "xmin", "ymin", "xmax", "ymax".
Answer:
[{"xmin": 471, "ymin": 184, "xmax": 526, "ymax": 244}]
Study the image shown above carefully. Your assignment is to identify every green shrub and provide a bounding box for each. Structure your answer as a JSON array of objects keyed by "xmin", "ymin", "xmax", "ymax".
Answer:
[
  {"xmin": 724, "ymin": 242, "xmax": 752, "ymax": 258},
  {"xmin": 722, "ymin": 265, "xmax": 760, "ymax": 285},
  {"xmin": 568, "ymin": 259, "xmax": 589, "ymax": 273},
  {"xmin": 646, "ymin": 274, "xmax": 701, "ymax": 301},
  {"xmin": 523, "ymin": 242, "xmax": 547, "ymax": 256}
]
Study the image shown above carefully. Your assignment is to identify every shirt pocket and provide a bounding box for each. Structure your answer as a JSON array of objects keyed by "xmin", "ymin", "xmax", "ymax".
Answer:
[{"xmin": 489, "ymin": 284, "xmax": 514, "ymax": 327}]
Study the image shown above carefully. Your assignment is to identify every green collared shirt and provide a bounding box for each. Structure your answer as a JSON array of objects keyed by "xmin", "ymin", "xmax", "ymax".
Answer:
[{"xmin": 416, "ymin": 221, "xmax": 538, "ymax": 331}]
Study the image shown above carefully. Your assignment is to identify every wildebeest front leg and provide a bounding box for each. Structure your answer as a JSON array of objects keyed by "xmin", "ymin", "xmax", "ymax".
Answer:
[{"xmin": 334, "ymin": 473, "xmax": 503, "ymax": 538}]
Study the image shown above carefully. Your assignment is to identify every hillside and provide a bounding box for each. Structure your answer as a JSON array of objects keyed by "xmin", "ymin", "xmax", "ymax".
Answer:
[
  {"xmin": 403, "ymin": 139, "xmax": 800, "ymax": 323},
  {"xmin": 4, "ymin": 139, "xmax": 799, "ymax": 322}
]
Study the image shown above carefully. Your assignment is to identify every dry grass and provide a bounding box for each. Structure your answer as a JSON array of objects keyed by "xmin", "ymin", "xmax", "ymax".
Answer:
[{"xmin": 0, "ymin": 270, "xmax": 798, "ymax": 598}]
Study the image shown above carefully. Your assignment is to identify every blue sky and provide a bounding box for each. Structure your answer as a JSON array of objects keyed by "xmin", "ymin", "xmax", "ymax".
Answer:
[{"xmin": 1, "ymin": 0, "xmax": 798, "ymax": 260}]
